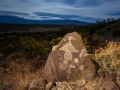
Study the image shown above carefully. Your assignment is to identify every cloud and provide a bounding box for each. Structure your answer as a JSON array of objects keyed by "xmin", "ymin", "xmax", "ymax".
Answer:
[
  {"xmin": 0, "ymin": 10, "xmax": 61, "ymax": 20},
  {"xmin": 34, "ymin": 12, "xmax": 100, "ymax": 22},
  {"xmin": 108, "ymin": 12, "xmax": 120, "ymax": 16},
  {"xmin": 34, "ymin": 12, "xmax": 80, "ymax": 19},
  {"xmin": 0, "ymin": 0, "xmax": 120, "ymax": 22},
  {"xmin": 0, "ymin": 10, "xmax": 29, "ymax": 16}
]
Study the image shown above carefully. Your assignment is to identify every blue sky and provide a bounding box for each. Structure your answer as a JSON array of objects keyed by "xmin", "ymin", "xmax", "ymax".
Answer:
[{"xmin": 0, "ymin": 0, "xmax": 120, "ymax": 22}]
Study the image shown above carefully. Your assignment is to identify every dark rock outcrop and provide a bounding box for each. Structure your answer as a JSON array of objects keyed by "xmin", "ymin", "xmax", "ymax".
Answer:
[{"xmin": 43, "ymin": 32, "xmax": 95, "ymax": 82}]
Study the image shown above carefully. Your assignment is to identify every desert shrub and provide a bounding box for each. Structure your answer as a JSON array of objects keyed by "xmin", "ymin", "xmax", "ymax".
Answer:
[
  {"xmin": 92, "ymin": 42, "xmax": 120, "ymax": 85},
  {"xmin": 6, "ymin": 52, "xmax": 25, "ymax": 60},
  {"xmin": 112, "ymin": 28, "xmax": 120, "ymax": 37},
  {"xmin": 89, "ymin": 34, "xmax": 105, "ymax": 51},
  {"xmin": 49, "ymin": 37, "xmax": 62, "ymax": 47},
  {"xmin": 82, "ymin": 38, "xmax": 89, "ymax": 48},
  {"xmin": 17, "ymin": 37, "xmax": 42, "ymax": 51},
  {"xmin": 0, "ymin": 57, "xmax": 43, "ymax": 90},
  {"xmin": 16, "ymin": 37, "xmax": 45, "ymax": 58},
  {"xmin": 80, "ymin": 32, "xmax": 89, "ymax": 38},
  {"xmin": 45, "ymin": 33, "xmax": 57, "ymax": 40},
  {"xmin": 92, "ymin": 34, "xmax": 103, "ymax": 43},
  {"xmin": 1, "ymin": 69, "xmax": 42, "ymax": 90}
]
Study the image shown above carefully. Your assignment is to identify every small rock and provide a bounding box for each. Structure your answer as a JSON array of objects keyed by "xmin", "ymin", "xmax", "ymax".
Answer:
[
  {"xmin": 85, "ymin": 85, "xmax": 95, "ymax": 90},
  {"xmin": 75, "ymin": 79, "xmax": 86, "ymax": 87},
  {"xmin": 103, "ymin": 80, "xmax": 119, "ymax": 90},
  {"xmin": 45, "ymin": 82, "xmax": 54, "ymax": 90},
  {"xmin": 55, "ymin": 81, "xmax": 72, "ymax": 90}
]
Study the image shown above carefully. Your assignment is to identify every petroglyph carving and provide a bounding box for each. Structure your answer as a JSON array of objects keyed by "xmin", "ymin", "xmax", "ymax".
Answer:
[
  {"xmin": 69, "ymin": 65, "xmax": 75, "ymax": 69},
  {"xmin": 74, "ymin": 58, "xmax": 79, "ymax": 63},
  {"xmin": 43, "ymin": 32, "xmax": 95, "ymax": 82},
  {"xmin": 52, "ymin": 45, "xmax": 58, "ymax": 51},
  {"xmin": 79, "ymin": 48, "xmax": 88, "ymax": 58},
  {"xmin": 63, "ymin": 39, "xmax": 66, "ymax": 41},
  {"xmin": 60, "ymin": 42, "xmax": 79, "ymax": 53},
  {"xmin": 64, "ymin": 51, "xmax": 72, "ymax": 61},
  {"xmin": 79, "ymin": 65, "xmax": 84, "ymax": 71},
  {"xmin": 59, "ymin": 37, "xmax": 79, "ymax": 70},
  {"xmin": 60, "ymin": 42, "xmax": 79, "ymax": 61},
  {"xmin": 68, "ymin": 36, "xmax": 75, "ymax": 41}
]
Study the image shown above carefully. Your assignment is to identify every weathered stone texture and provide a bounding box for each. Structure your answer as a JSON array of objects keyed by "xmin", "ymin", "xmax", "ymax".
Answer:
[{"xmin": 43, "ymin": 32, "xmax": 95, "ymax": 82}]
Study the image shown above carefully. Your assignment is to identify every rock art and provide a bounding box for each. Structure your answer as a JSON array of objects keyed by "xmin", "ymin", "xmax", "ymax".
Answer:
[{"xmin": 43, "ymin": 32, "xmax": 95, "ymax": 82}]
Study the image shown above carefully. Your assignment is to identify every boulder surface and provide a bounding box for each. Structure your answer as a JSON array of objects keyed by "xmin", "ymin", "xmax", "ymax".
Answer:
[{"xmin": 43, "ymin": 32, "xmax": 95, "ymax": 82}]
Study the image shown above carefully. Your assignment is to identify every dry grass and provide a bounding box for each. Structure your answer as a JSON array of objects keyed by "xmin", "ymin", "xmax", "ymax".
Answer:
[
  {"xmin": 1, "ymin": 41, "xmax": 120, "ymax": 89},
  {"xmin": 0, "ymin": 57, "xmax": 43, "ymax": 90},
  {"xmin": 92, "ymin": 41, "xmax": 120, "ymax": 86}
]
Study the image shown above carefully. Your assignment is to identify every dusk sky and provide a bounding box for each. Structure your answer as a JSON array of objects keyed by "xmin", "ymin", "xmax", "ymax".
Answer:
[{"xmin": 0, "ymin": 0, "xmax": 120, "ymax": 22}]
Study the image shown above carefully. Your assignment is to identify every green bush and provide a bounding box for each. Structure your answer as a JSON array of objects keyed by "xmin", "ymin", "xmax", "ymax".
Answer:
[
  {"xmin": 6, "ymin": 52, "xmax": 25, "ymax": 60},
  {"xmin": 49, "ymin": 37, "xmax": 62, "ymax": 47},
  {"xmin": 82, "ymin": 38, "xmax": 89, "ymax": 48},
  {"xmin": 16, "ymin": 37, "xmax": 45, "ymax": 58},
  {"xmin": 112, "ymin": 28, "xmax": 120, "ymax": 37}
]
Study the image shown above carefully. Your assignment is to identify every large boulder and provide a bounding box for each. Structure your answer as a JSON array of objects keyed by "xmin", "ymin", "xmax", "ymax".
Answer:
[{"xmin": 43, "ymin": 32, "xmax": 95, "ymax": 82}]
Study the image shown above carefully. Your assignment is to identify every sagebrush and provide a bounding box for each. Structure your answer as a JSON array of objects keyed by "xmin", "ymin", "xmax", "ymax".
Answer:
[{"xmin": 92, "ymin": 41, "xmax": 120, "ymax": 86}]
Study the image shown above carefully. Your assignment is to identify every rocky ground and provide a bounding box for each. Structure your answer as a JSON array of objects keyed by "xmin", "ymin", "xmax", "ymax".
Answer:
[{"xmin": 28, "ymin": 32, "xmax": 119, "ymax": 90}]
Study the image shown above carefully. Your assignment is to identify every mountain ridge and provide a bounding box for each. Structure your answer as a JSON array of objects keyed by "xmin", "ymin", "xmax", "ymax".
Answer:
[{"xmin": 0, "ymin": 15, "xmax": 90, "ymax": 25}]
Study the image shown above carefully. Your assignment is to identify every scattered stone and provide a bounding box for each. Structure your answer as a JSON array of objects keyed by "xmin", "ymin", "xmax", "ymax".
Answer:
[
  {"xmin": 45, "ymin": 78, "xmax": 119, "ymax": 90},
  {"xmin": 54, "ymin": 81, "xmax": 73, "ymax": 90},
  {"xmin": 103, "ymin": 80, "xmax": 119, "ymax": 90},
  {"xmin": 75, "ymin": 79, "xmax": 86, "ymax": 87},
  {"xmin": 85, "ymin": 85, "xmax": 95, "ymax": 90},
  {"xmin": 45, "ymin": 82, "xmax": 54, "ymax": 90},
  {"xmin": 43, "ymin": 32, "xmax": 95, "ymax": 82}
]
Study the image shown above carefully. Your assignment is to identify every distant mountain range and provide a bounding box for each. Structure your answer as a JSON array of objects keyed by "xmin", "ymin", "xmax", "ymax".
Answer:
[{"xmin": 0, "ymin": 15, "xmax": 90, "ymax": 25}]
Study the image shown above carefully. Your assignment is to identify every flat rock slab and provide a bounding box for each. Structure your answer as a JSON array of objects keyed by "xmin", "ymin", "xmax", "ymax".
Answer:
[{"xmin": 43, "ymin": 32, "xmax": 95, "ymax": 82}]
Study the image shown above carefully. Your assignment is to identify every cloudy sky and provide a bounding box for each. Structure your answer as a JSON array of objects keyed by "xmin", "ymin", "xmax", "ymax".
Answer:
[{"xmin": 0, "ymin": 0, "xmax": 120, "ymax": 22}]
